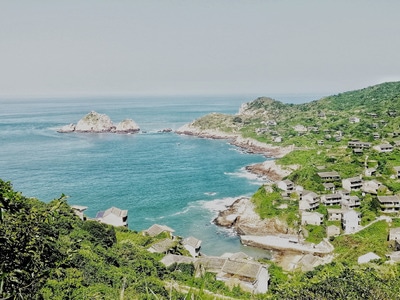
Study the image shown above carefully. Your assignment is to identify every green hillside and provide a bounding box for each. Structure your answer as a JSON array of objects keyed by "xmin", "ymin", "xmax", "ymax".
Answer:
[{"xmin": 192, "ymin": 81, "xmax": 400, "ymax": 148}]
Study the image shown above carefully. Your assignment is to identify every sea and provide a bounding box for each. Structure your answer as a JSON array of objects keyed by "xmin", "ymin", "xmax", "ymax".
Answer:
[{"xmin": 0, "ymin": 94, "xmax": 320, "ymax": 258}]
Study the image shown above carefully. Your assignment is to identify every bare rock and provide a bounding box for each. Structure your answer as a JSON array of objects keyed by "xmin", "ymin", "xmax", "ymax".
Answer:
[
  {"xmin": 57, "ymin": 123, "xmax": 76, "ymax": 133},
  {"xmin": 75, "ymin": 111, "xmax": 115, "ymax": 132},
  {"xmin": 116, "ymin": 119, "xmax": 140, "ymax": 133}
]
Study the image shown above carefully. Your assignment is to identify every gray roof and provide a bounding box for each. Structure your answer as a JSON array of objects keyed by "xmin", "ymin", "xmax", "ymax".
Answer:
[
  {"xmin": 148, "ymin": 239, "xmax": 176, "ymax": 253},
  {"xmin": 161, "ymin": 254, "xmax": 195, "ymax": 267},
  {"xmin": 103, "ymin": 206, "xmax": 128, "ymax": 218},
  {"xmin": 143, "ymin": 224, "xmax": 175, "ymax": 237},
  {"xmin": 182, "ymin": 236, "xmax": 202, "ymax": 248},
  {"xmin": 221, "ymin": 259, "xmax": 264, "ymax": 280},
  {"xmin": 378, "ymin": 195, "xmax": 400, "ymax": 203},
  {"xmin": 196, "ymin": 256, "xmax": 227, "ymax": 272}
]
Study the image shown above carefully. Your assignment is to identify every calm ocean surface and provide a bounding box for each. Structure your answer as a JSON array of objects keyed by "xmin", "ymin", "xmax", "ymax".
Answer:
[{"xmin": 0, "ymin": 94, "xmax": 319, "ymax": 257}]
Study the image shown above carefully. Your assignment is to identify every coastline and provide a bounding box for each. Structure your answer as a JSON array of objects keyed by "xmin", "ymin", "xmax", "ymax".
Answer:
[{"xmin": 176, "ymin": 123, "xmax": 334, "ymax": 271}]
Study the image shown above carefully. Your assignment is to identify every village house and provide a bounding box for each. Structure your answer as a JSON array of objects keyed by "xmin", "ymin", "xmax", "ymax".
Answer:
[
  {"xmin": 299, "ymin": 191, "xmax": 320, "ymax": 211},
  {"xmin": 71, "ymin": 205, "xmax": 88, "ymax": 221},
  {"xmin": 347, "ymin": 141, "xmax": 371, "ymax": 149},
  {"xmin": 95, "ymin": 206, "xmax": 128, "ymax": 227},
  {"xmin": 362, "ymin": 180, "xmax": 385, "ymax": 195},
  {"xmin": 321, "ymin": 193, "xmax": 342, "ymax": 206},
  {"xmin": 378, "ymin": 195, "xmax": 400, "ymax": 213},
  {"xmin": 372, "ymin": 132, "xmax": 380, "ymax": 140},
  {"xmin": 365, "ymin": 167, "xmax": 377, "ymax": 177},
  {"xmin": 161, "ymin": 253, "xmax": 195, "ymax": 267},
  {"xmin": 342, "ymin": 210, "xmax": 361, "ymax": 233},
  {"xmin": 349, "ymin": 116, "xmax": 360, "ymax": 123},
  {"xmin": 301, "ymin": 211, "xmax": 324, "ymax": 225},
  {"xmin": 338, "ymin": 189, "xmax": 350, "ymax": 200},
  {"xmin": 218, "ymin": 259, "xmax": 270, "ymax": 294},
  {"xmin": 182, "ymin": 236, "xmax": 202, "ymax": 257},
  {"xmin": 373, "ymin": 144, "xmax": 394, "ymax": 153},
  {"xmin": 143, "ymin": 224, "xmax": 175, "ymax": 238},
  {"xmin": 393, "ymin": 166, "xmax": 400, "ymax": 179},
  {"xmin": 353, "ymin": 148, "xmax": 363, "ymax": 155},
  {"xmin": 317, "ymin": 171, "xmax": 341, "ymax": 182},
  {"xmin": 358, "ymin": 252, "xmax": 380, "ymax": 264},
  {"xmin": 342, "ymin": 176, "xmax": 363, "ymax": 191},
  {"xmin": 327, "ymin": 208, "xmax": 343, "ymax": 221},
  {"xmin": 367, "ymin": 113, "xmax": 378, "ymax": 118},
  {"xmin": 147, "ymin": 239, "xmax": 176, "ymax": 254},
  {"xmin": 317, "ymin": 140, "xmax": 324, "ymax": 146},
  {"xmin": 342, "ymin": 196, "xmax": 361, "ymax": 209},
  {"xmin": 323, "ymin": 183, "xmax": 335, "ymax": 192},
  {"xmin": 273, "ymin": 136, "xmax": 282, "ymax": 143},
  {"xmin": 195, "ymin": 256, "xmax": 270, "ymax": 294},
  {"xmin": 389, "ymin": 228, "xmax": 400, "ymax": 251},
  {"xmin": 277, "ymin": 179, "xmax": 295, "ymax": 195}
]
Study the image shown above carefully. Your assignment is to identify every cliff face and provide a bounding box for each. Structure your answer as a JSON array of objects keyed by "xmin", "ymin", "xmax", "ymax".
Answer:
[
  {"xmin": 58, "ymin": 111, "xmax": 140, "ymax": 134},
  {"xmin": 213, "ymin": 197, "xmax": 295, "ymax": 236}
]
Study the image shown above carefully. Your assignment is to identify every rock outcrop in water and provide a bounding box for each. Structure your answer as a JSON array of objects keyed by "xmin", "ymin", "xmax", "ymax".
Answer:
[{"xmin": 58, "ymin": 111, "xmax": 140, "ymax": 134}]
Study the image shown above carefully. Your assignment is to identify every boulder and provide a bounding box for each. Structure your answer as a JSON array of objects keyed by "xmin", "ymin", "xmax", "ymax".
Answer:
[
  {"xmin": 115, "ymin": 119, "xmax": 140, "ymax": 133},
  {"xmin": 75, "ymin": 111, "xmax": 115, "ymax": 133},
  {"xmin": 57, "ymin": 123, "xmax": 76, "ymax": 133}
]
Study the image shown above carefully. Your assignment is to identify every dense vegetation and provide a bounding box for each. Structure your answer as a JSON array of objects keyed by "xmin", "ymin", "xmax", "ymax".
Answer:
[{"xmin": 2, "ymin": 179, "xmax": 400, "ymax": 299}]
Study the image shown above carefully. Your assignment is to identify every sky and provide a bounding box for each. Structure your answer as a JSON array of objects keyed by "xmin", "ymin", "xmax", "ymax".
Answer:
[{"xmin": 1, "ymin": 0, "xmax": 400, "ymax": 97}]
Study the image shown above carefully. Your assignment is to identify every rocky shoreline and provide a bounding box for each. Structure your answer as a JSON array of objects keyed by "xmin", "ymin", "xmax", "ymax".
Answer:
[
  {"xmin": 176, "ymin": 122, "xmax": 334, "ymax": 271},
  {"xmin": 175, "ymin": 123, "xmax": 294, "ymax": 159}
]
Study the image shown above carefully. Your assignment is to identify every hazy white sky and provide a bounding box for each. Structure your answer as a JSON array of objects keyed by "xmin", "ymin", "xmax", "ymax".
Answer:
[{"xmin": 1, "ymin": 0, "xmax": 400, "ymax": 97}]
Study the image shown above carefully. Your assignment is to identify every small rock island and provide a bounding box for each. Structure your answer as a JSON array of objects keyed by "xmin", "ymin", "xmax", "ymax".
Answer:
[{"xmin": 58, "ymin": 111, "xmax": 140, "ymax": 134}]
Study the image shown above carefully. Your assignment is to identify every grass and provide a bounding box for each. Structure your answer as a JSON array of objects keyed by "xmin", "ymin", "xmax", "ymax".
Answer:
[{"xmin": 331, "ymin": 220, "xmax": 389, "ymax": 264}]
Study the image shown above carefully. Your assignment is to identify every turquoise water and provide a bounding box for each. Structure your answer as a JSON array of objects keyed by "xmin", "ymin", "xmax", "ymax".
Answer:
[{"xmin": 0, "ymin": 95, "xmax": 317, "ymax": 257}]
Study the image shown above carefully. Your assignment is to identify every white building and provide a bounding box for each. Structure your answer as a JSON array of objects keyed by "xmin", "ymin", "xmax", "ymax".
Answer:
[
  {"xmin": 95, "ymin": 206, "xmax": 128, "ymax": 227},
  {"xmin": 342, "ymin": 210, "xmax": 361, "ymax": 234},
  {"xmin": 301, "ymin": 211, "xmax": 324, "ymax": 225},
  {"xmin": 182, "ymin": 236, "xmax": 202, "ymax": 257}
]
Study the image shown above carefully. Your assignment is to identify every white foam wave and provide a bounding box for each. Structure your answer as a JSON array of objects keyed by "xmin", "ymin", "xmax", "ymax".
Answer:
[
  {"xmin": 199, "ymin": 196, "xmax": 244, "ymax": 213},
  {"xmin": 224, "ymin": 167, "xmax": 270, "ymax": 183},
  {"xmin": 204, "ymin": 192, "xmax": 217, "ymax": 196}
]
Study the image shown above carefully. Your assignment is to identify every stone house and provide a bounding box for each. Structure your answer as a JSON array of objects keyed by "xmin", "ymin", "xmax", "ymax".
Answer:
[
  {"xmin": 143, "ymin": 224, "xmax": 175, "ymax": 238},
  {"xmin": 194, "ymin": 255, "xmax": 270, "ymax": 294},
  {"xmin": 373, "ymin": 144, "xmax": 394, "ymax": 153},
  {"xmin": 299, "ymin": 191, "xmax": 320, "ymax": 211},
  {"xmin": 277, "ymin": 179, "xmax": 295, "ymax": 193},
  {"xmin": 365, "ymin": 168, "xmax": 377, "ymax": 177},
  {"xmin": 182, "ymin": 236, "xmax": 202, "ymax": 257},
  {"xmin": 323, "ymin": 183, "xmax": 335, "ymax": 192},
  {"xmin": 71, "ymin": 205, "xmax": 88, "ymax": 221},
  {"xmin": 342, "ymin": 176, "xmax": 363, "ymax": 191},
  {"xmin": 301, "ymin": 211, "xmax": 324, "ymax": 225},
  {"xmin": 327, "ymin": 209, "xmax": 343, "ymax": 221},
  {"xmin": 147, "ymin": 239, "xmax": 176, "ymax": 254},
  {"xmin": 321, "ymin": 193, "xmax": 342, "ymax": 206},
  {"xmin": 362, "ymin": 180, "xmax": 384, "ymax": 195},
  {"xmin": 349, "ymin": 116, "xmax": 360, "ymax": 123},
  {"xmin": 342, "ymin": 210, "xmax": 361, "ymax": 234},
  {"xmin": 342, "ymin": 196, "xmax": 361, "ymax": 209},
  {"xmin": 358, "ymin": 252, "xmax": 380, "ymax": 264},
  {"xmin": 393, "ymin": 166, "xmax": 400, "ymax": 179},
  {"xmin": 389, "ymin": 228, "xmax": 400, "ymax": 251},
  {"xmin": 95, "ymin": 206, "xmax": 128, "ymax": 227},
  {"xmin": 161, "ymin": 254, "xmax": 195, "ymax": 267},
  {"xmin": 317, "ymin": 171, "xmax": 341, "ymax": 182},
  {"xmin": 377, "ymin": 195, "xmax": 400, "ymax": 213}
]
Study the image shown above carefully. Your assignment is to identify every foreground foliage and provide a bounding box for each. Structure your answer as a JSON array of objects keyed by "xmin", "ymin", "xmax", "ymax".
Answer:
[{"xmin": 2, "ymin": 179, "xmax": 400, "ymax": 299}]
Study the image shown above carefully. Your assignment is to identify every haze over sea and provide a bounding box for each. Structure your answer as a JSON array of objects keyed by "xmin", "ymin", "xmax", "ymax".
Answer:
[{"xmin": 0, "ymin": 94, "xmax": 319, "ymax": 257}]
